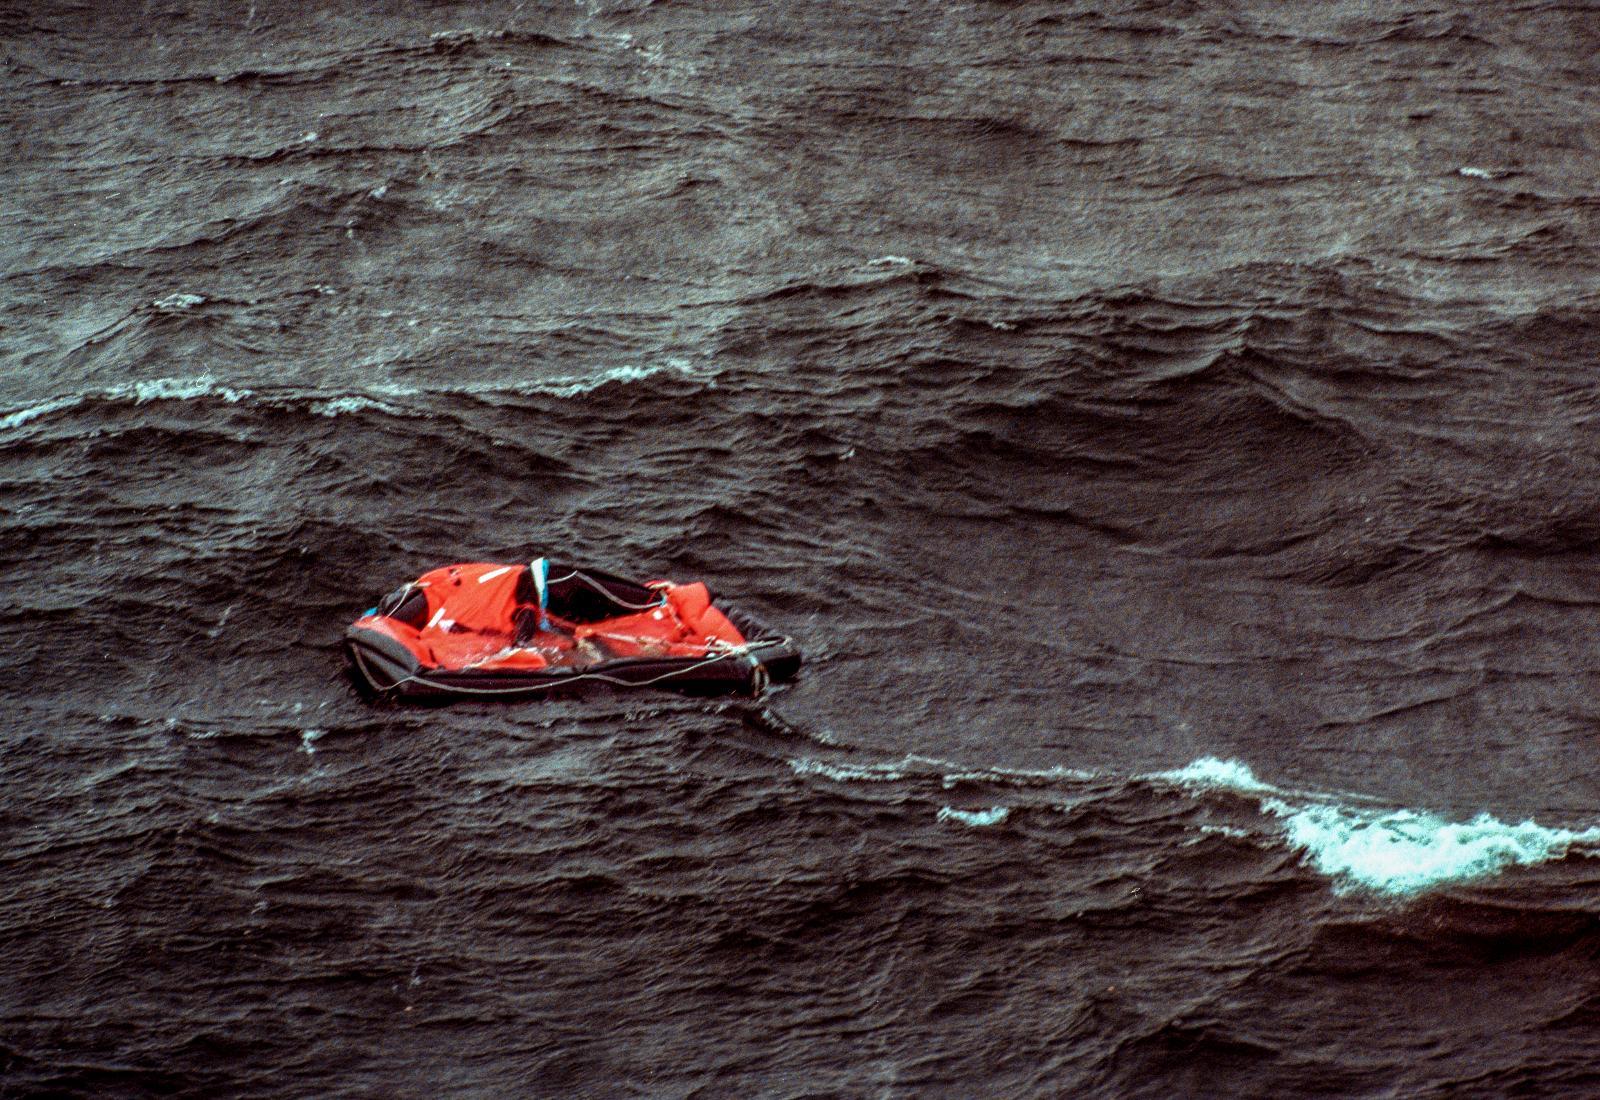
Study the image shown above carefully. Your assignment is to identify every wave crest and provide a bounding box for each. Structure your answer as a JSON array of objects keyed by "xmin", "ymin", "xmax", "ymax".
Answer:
[
  {"xmin": 1161, "ymin": 755, "xmax": 1600, "ymax": 896},
  {"xmin": 1269, "ymin": 802, "xmax": 1600, "ymax": 897},
  {"xmin": 0, "ymin": 360, "xmax": 714, "ymax": 436}
]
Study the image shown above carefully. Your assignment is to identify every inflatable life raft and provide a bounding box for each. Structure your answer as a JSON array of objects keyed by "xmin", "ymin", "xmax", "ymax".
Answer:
[{"xmin": 345, "ymin": 559, "xmax": 801, "ymax": 701}]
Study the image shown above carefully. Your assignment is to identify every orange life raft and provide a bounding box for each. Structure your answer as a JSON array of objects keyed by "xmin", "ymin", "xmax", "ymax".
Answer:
[{"xmin": 345, "ymin": 559, "xmax": 801, "ymax": 700}]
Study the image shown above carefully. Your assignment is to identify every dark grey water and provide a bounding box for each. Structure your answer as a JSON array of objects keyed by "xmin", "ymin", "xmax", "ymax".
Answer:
[{"xmin": 6, "ymin": 1, "xmax": 1600, "ymax": 1095}]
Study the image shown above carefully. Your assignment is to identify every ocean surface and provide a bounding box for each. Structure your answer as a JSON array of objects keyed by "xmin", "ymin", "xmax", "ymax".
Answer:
[{"xmin": 5, "ymin": 1, "xmax": 1600, "ymax": 1095}]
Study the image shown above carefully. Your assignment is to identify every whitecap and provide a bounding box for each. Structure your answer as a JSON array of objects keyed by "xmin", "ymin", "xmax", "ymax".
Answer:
[
  {"xmin": 1159, "ymin": 755, "xmax": 1600, "ymax": 896},
  {"xmin": 126, "ymin": 375, "xmax": 249, "ymax": 404},
  {"xmin": 1154, "ymin": 755, "xmax": 1277, "ymax": 795},
  {"xmin": 1, "ymin": 375, "xmax": 255, "ymax": 432},
  {"xmin": 792, "ymin": 745, "xmax": 1598, "ymax": 897},
  {"xmin": 3, "ymin": 361, "xmax": 709, "ymax": 436},
  {"xmin": 152, "ymin": 292, "xmax": 206, "ymax": 310},
  {"xmin": 939, "ymin": 763, "xmax": 1095, "ymax": 788},
  {"xmin": 300, "ymin": 728, "xmax": 325, "ymax": 755},
  {"xmin": 1265, "ymin": 799, "xmax": 1600, "ymax": 897},
  {"xmin": 0, "ymin": 395, "xmax": 85, "ymax": 432},
  {"xmin": 358, "ymin": 359, "xmax": 710, "ymax": 408},
  {"xmin": 528, "ymin": 358, "xmax": 709, "ymax": 398},
  {"xmin": 937, "ymin": 806, "xmax": 1010, "ymax": 828},
  {"xmin": 789, "ymin": 757, "xmax": 909, "ymax": 783},
  {"xmin": 311, "ymin": 395, "xmax": 402, "ymax": 417}
]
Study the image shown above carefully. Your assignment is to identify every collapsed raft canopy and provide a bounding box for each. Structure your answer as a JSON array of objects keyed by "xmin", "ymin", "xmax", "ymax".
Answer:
[{"xmin": 345, "ymin": 559, "xmax": 801, "ymax": 701}]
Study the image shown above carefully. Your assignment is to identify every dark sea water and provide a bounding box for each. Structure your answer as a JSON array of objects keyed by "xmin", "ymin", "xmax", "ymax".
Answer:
[{"xmin": 6, "ymin": 1, "xmax": 1600, "ymax": 1095}]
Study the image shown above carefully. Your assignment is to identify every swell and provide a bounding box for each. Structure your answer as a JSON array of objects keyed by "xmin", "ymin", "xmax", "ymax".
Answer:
[
  {"xmin": 6, "ymin": 2, "xmax": 1600, "ymax": 1096},
  {"xmin": 12, "ymin": 260, "xmax": 1600, "ymax": 639},
  {"xmin": 5, "ymin": 696, "xmax": 1598, "ymax": 1097},
  {"xmin": 7, "ymin": 20, "xmax": 586, "ymax": 88},
  {"xmin": 734, "ymin": 262, "xmax": 1600, "ymax": 578},
  {"xmin": 0, "ymin": 356, "xmax": 719, "ymax": 437},
  {"xmin": 0, "ymin": 363, "xmax": 722, "ymax": 693},
  {"xmin": 784, "ymin": 749, "xmax": 1600, "ymax": 912}
]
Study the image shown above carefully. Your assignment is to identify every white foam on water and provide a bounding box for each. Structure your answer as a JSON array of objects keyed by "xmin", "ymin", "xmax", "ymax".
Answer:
[
  {"xmin": 127, "ymin": 375, "xmax": 252, "ymax": 404},
  {"xmin": 791, "ymin": 753, "xmax": 1093, "ymax": 790},
  {"xmin": 1159, "ymin": 756, "xmax": 1600, "ymax": 896},
  {"xmin": 1155, "ymin": 755, "xmax": 1278, "ymax": 795},
  {"xmin": 791, "ymin": 744, "xmax": 1597, "ymax": 895},
  {"xmin": 300, "ymin": 729, "xmax": 325, "ymax": 755},
  {"xmin": 939, "ymin": 763, "xmax": 1096, "ymax": 788},
  {"xmin": 311, "ymin": 395, "xmax": 403, "ymax": 417},
  {"xmin": 936, "ymin": 806, "xmax": 1010, "ymax": 828},
  {"xmin": 789, "ymin": 757, "xmax": 911, "ymax": 783},
  {"xmin": 0, "ymin": 395, "xmax": 85, "ymax": 431},
  {"xmin": 526, "ymin": 358, "xmax": 710, "ymax": 398},
  {"xmin": 1, "ymin": 375, "xmax": 253, "ymax": 433},
  {"xmin": 152, "ymin": 292, "xmax": 206, "ymax": 310},
  {"xmin": 341, "ymin": 358, "xmax": 714, "ymax": 412},
  {"xmin": 1264, "ymin": 799, "xmax": 1600, "ymax": 897},
  {"xmin": 354, "ymin": 361, "xmax": 711, "ymax": 406},
  {"xmin": 1, "ymin": 359, "xmax": 705, "ymax": 432}
]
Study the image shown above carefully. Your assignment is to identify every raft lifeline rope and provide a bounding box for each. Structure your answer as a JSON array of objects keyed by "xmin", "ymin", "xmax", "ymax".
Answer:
[
  {"xmin": 355, "ymin": 560, "xmax": 776, "ymax": 695},
  {"xmin": 352, "ymin": 636, "xmax": 788, "ymax": 696},
  {"xmin": 539, "ymin": 562, "xmax": 672, "ymax": 612}
]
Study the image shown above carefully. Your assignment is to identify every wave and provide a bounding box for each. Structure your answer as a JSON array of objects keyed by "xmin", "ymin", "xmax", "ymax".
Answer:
[
  {"xmin": 0, "ymin": 395, "xmax": 85, "ymax": 432},
  {"xmin": 0, "ymin": 360, "xmax": 715, "ymax": 435},
  {"xmin": 12, "ymin": 20, "xmax": 581, "ymax": 90},
  {"xmin": 1274, "ymin": 803, "xmax": 1600, "ymax": 898},
  {"xmin": 1162, "ymin": 757, "xmax": 1600, "ymax": 897},
  {"xmin": 936, "ymin": 806, "xmax": 1010, "ymax": 828},
  {"xmin": 791, "ymin": 749, "xmax": 1598, "ymax": 897},
  {"xmin": 788, "ymin": 754, "xmax": 1095, "ymax": 788},
  {"xmin": 0, "ymin": 374, "xmax": 253, "ymax": 431}
]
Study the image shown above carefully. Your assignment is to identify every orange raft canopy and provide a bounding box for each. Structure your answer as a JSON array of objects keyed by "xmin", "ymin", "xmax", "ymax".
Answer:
[{"xmin": 345, "ymin": 559, "xmax": 802, "ymax": 700}]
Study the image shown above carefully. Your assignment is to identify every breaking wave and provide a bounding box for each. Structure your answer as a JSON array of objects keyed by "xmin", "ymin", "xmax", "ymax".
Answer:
[
  {"xmin": 791, "ymin": 751, "xmax": 1599, "ymax": 897},
  {"xmin": 1164, "ymin": 757, "xmax": 1600, "ymax": 896},
  {"xmin": 0, "ymin": 359, "xmax": 715, "ymax": 434}
]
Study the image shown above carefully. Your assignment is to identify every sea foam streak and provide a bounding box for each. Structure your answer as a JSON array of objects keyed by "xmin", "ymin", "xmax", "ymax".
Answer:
[
  {"xmin": 936, "ymin": 806, "xmax": 1010, "ymax": 828},
  {"xmin": 797, "ymin": 751, "xmax": 1600, "ymax": 895},
  {"xmin": 0, "ymin": 375, "xmax": 251, "ymax": 432},
  {"xmin": 0, "ymin": 360, "xmax": 713, "ymax": 433},
  {"xmin": 789, "ymin": 754, "xmax": 1093, "ymax": 789},
  {"xmin": 1156, "ymin": 756, "xmax": 1275, "ymax": 794},
  {"xmin": 1162, "ymin": 757, "xmax": 1600, "ymax": 896},
  {"xmin": 1270, "ymin": 802, "xmax": 1600, "ymax": 897},
  {"xmin": 0, "ymin": 395, "xmax": 83, "ymax": 431}
]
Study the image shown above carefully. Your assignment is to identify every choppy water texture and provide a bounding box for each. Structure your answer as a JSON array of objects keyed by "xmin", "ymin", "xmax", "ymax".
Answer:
[{"xmin": 5, "ymin": 1, "xmax": 1600, "ymax": 1095}]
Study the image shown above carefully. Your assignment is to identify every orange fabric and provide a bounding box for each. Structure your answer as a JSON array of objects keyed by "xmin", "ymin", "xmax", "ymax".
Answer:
[
  {"xmin": 469, "ymin": 647, "xmax": 551, "ymax": 671},
  {"xmin": 575, "ymin": 604, "xmax": 686, "ymax": 658},
  {"xmin": 573, "ymin": 582, "xmax": 747, "ymax": 657},
  {"xmin": 362, "ymin": 566, "xmax": 749, "ymax": 671},
  {"xmin": 425, "ymin": 629, "xmax": 514, "ymax": 668},
  {"xmin": 412, "ymin": 562, "xmax": 524, "ymax": 635},
  {"xmin": 665, "ymin": 581, "xmax": 711, "ymax": 621},
  {"xmin": 665, "ymin": 582, "xmax": 746, "ymax": 646},
  {"xmin": 397, "ymin": 562, "xmax": 523, "ymax": 668}
]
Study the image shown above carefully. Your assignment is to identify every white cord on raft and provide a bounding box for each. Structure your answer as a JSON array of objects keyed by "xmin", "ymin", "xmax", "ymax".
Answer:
[{"xmin": 354, "ymin": 637, "xmax": 788, "ymax": 696}]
